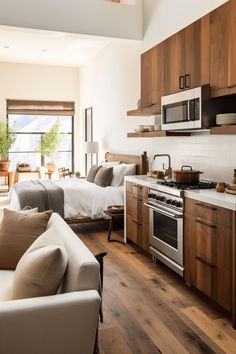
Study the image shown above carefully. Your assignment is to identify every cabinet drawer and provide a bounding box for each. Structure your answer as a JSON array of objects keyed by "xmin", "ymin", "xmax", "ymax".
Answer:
[
  {"xmin": 185, "ymin": 213, "xmax": 232, "ymax": 270},
  {"xmin": 190, "ymin": 249, "xmax": 213, "ymax": 299},
  {"xmin": 126, "ymin": 181, "xmax": 148, "ymax": 198},
  {"xmin": 126, "ymin": 214, "xmax": 138, "ymax": 243},
  {"xmin": 137, "ymin": 223, "xmax": 149, "ymax": 252},
  {"xmin": 126, "ymin": 192, "xmax": 149, "ymax": 224},
  {"xmin": 189, "ymin": 249, "xmax": 231, "ymax": 311},
  {"xmin": 185, "ymin": 198, "xmax": 233, "ymax": 229}
]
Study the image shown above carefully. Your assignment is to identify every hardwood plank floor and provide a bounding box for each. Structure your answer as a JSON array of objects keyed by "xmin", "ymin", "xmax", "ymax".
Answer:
[{"xmin": 72, "ymin": 223, "xmax": 236, "ymax": 354}]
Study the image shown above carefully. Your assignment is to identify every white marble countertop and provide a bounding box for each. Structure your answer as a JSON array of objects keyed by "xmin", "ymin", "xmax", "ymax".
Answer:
[
  {"xmin": 184, "ymin": 189, "xmax": 236, "ymax": 211},
  {"xmin": 125, "ymin": 175, "xmax": 236, "ymax": 211}
]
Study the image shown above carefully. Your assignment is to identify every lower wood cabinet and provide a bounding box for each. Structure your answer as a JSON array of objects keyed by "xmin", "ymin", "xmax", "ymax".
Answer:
[
  {"xmin": 184, "ymin": 198, "xmax": 233, "ymax": 312},
  {"xmin": 126, "ymin": 182, "xmax": 149, "ymax": 252}
]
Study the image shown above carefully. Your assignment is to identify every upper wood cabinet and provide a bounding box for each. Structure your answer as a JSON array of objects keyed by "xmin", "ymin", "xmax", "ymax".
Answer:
[
  {"xmin": 164, "ymin": 17, "xmax": 209, "ymax": 95},
  {"xmin": 164, "ymin": 29, "xmax": 185, "ymax": 95},
  {"xmin": 210, "ymin": 0, "xmax": 236, "ymax": 96},
  {"xmin": 140, "ymin": 43, "xmax": 164, "ymax": 113}
]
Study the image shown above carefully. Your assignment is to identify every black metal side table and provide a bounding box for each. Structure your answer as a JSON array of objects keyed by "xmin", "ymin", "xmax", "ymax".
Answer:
[{"xmin": 104, "ymin": 209, "xmax": 124, "ymax": 243}]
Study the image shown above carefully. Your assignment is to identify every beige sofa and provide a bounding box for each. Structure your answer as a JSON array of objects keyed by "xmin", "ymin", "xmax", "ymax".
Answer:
[{"xmin": 0, "ymin": 213, "xmax": 101, "ymax": 354}]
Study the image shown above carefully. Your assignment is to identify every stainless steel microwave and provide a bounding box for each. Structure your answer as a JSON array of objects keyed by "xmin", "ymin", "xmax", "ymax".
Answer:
[{"xmin": 161, "ymin": 85, "xmax": 215, "ymax": 131}]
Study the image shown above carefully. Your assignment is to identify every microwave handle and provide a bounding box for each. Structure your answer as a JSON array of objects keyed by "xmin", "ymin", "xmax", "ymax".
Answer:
[{"xmin": 188, "ymin": 99, "xmax": 196, "ymax": 121}]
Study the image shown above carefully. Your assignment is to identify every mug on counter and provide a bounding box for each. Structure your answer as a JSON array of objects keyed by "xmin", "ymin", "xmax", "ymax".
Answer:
[{"xmin": 216, "ymin": 182, "xmax": 226, "ymax": 193}]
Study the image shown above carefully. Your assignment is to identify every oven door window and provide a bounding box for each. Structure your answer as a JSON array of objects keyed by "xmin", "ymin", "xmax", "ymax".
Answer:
[
  {"xmin": 153, "ymin": 211, "xmax": 178, "ymax": 249},
  {"xmin": 163, "ymin": 101, "xmax": 188, "ymax": 124}
]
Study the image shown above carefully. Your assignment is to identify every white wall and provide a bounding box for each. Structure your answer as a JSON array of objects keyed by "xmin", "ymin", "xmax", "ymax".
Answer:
[
  {"xmin": 0, "ymin": 62, "xmax": 81, "ymax": 170},
  {"xmin": 79, "ymin": 0, "xmax": 236, "ymax": 183},
  {"xmin": 0, "ymin": 0, "xmax": 142, "ymax": 40},
  {"xmin": 142, "ymin": 0, "xmax": 228, "ymax": 51}
]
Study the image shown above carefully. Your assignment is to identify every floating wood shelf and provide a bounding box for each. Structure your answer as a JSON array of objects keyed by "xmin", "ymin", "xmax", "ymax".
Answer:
[
  {"xmin": 127, "ymin": 130, "xmax": 191, "ymax": 138},
  {"xmin": 210, "ymin": 125, "xmax": 236, "ymax": 135}
]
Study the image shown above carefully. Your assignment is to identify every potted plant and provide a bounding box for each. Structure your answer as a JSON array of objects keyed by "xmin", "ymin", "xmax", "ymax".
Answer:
[
  {"xmin": 0, "ymin": 122, "xmax": 16, "ymax": 172},
  {"xmin": 38, "ymin": 120, "xmax": 61, "ymax": 173}
]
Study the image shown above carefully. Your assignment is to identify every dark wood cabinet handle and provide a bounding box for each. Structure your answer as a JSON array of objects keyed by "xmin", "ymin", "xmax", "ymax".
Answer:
[
  {"xmin": 133, "ymin": 184, "xmax": 143, "ymax": 189},
  {"xmin": 196, "ymin": 256, "xmax": 216, "ymax": 268},
  {"xmin": 196, "ymin": 202, "xmax": 217, "ymax": 211},
  {"xmin": 132, "ymin": 196, "xmax": 142, "ymax": 202},
  {"xmin": 179, "ymin": 76, "xmax": 184, "ymax": 89},
  {"xmin": 195, "ymin": 219, "xmax": 217, "ymax": 229},
  {"xmin": 227, "ymin": 83, "xmax": 236, "ymax": 88},
  {"xmin": 184, "ymin": 74, "xmax": 190, "ymax": 88},
  {"xmin": 132, "ymin": 219, "xmax": 142, "ymax": 226}
]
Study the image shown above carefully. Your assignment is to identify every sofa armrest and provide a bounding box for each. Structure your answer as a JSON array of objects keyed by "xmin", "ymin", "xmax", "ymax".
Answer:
[{"xmin": 0, "ymin": 290, "xmax": 101, "ymax": 354}]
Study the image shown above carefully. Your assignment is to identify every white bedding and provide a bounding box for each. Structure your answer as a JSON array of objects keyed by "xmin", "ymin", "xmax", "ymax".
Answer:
[{"xmin": 10, "ymin": 178, "xmax": 124, "ymax": 220}]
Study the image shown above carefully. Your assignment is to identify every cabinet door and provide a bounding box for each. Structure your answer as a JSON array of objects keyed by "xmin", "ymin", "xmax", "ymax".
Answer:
[
  {"xmin": 228, "ymin": 0, "xmax": 236, "ymax": 88},
  {"xmin": 164, "ymin": 29, "xmax": 185, "ymax": 95},
  {"xmin": 184, "ymin": 20, "xmax": 201, "ymax": 89},
  {"xmin": 141, "ymin": 49, "xmax": 154, "ymax": 107},
  {"xmin": 137, "ymin": 223, "xmax": 149, "ymax": 252},
  {"xmin": 185, "ymin": 17, "xmax": 209, "ymax": 89},
  {"xmin": 210, "ymin": 1, "xmax": 230, "ymax": 91},
  {"xmin": 126, "ymin": 214, "xmax": 138, "ymax": 243},
  {"xmin": 141, "ymin": 44, "xmax": 164, "ymax": 109}
]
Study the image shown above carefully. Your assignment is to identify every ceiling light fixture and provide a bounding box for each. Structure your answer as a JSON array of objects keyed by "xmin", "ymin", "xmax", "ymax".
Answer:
[{"xmin": 3, "ymin": 45, "xmax": 9, "ymax": 49}]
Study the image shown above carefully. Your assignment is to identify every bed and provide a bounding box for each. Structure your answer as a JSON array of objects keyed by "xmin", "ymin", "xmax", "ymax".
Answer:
[{"xmin": 9, "ymin": 151, "xmax": 148, "ymax": 224}]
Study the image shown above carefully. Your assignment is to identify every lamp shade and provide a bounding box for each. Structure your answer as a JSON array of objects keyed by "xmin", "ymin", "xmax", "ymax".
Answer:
[{"xmin": 84, "ymin": 141, "xmax": 99, "ymax": 154}]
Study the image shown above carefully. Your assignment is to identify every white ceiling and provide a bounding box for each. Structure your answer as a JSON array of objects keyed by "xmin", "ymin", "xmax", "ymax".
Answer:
[{"xmin": 0, "ymin": 25, "xmax": 111, "ymax": 67}]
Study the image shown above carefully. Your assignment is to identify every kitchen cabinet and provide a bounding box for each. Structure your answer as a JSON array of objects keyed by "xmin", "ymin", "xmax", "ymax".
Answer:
[
  {"xmin": 164, "ymin": 29, "xmax": 185, "ymax": 95},
  {"xmin": 125, "ymin": 181, "xmax": 149, "ymax": 251},
  {"xmin": 164, "ymin": 17, "xmax": 209, "ymax": 95},
  {"xmin": 210, "ymin": 0, "xmax": 236, "ymax": 96},
  {"xmin": 140, "ymin": 43, "xmax": 164, "ymax": 114},
  {"xmin": 184, "ymin": 198, "xmax": 233, "ymax": 312}
]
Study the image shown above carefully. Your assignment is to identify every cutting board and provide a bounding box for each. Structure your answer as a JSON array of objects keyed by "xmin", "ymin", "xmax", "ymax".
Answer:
[{"xmin": 225, "ymin": 187, "xmax": 236, "ymax": 195}]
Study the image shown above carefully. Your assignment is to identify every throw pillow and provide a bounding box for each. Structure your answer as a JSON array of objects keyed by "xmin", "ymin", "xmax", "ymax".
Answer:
[
  {"xmin": 110, "ymin": 163, "xmax": 136, "ymax": 187},
  {"xmin": 94, "ymin": 167, "xmax": 113, "ymax": 187},
  {"xmin": 87, "ymin": 165, "xmax": 102, "ymax": 182},
  {"xmin": 0, "ymin": 209, "xmax": 52, "ymax": 270},
  {"xmin": 11, "ymin": 241, "xmax": 68, "ymax": 300}
]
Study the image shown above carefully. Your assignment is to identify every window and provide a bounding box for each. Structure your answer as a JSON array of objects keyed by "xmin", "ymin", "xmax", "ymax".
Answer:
[{"xmin": 7, "ymin": 100, "xmax": 74, "ymax": 172}]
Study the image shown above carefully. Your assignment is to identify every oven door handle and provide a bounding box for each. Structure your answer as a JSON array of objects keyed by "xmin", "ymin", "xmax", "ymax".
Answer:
[{"xmin": 144, "ymin": 203, "xmax": 183, "ymax": 219}]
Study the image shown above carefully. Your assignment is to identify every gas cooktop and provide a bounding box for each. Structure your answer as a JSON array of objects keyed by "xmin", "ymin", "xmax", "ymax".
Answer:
[{"xmin": 156, "ymin": 180, "xmax": 217, "ymax": 191}]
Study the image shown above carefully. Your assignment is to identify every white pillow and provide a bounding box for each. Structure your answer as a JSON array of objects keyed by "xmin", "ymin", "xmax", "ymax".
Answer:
[{"xmin": 110, "ymin": 163, "xmax": 136, "ymax": 187}]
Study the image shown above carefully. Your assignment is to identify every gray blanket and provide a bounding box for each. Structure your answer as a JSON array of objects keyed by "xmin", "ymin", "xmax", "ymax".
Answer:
[{"xmin": 14, "ymin": 180, "xmax": 64, "ymax": 218}]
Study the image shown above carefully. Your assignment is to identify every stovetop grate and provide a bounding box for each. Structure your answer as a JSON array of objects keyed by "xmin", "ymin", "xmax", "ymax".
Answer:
[{"xmin": 156, "ymin": 180, "xmax": 217, "ymax": 190}]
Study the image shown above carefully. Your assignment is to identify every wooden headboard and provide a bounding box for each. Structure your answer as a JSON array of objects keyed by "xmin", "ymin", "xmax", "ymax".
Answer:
[{"xmin": 105, "ymin": 151, "xmax": 148, "ymax": 175}]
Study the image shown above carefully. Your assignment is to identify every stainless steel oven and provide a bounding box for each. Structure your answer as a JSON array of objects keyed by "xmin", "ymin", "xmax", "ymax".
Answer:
[
  {"xmin": 161, "ymin": 85, "xmax": 213, "ymax": 131},
  {"xmin": 145, "ymin": 189, "xmax": 184, "ymax": 276}
]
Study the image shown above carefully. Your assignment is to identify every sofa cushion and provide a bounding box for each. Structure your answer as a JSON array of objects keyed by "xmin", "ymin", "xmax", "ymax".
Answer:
[
  {"xmin": 11, "ymin": 228, "xmax": 68, "ymax": 300},
  {"xmin": 94, "ymin": 167, "xmax": 113, "ymax": 187},
  {"xmin": 0, "ymin": 209, "xmax": 52, "ymax": 270},
  {"xmin": 0, "ymin": 270, "xmax": 14, "ymax": 301},
  {"xmin": 47, "ymin": 213, "xmax": 100, "ymax": 293}
]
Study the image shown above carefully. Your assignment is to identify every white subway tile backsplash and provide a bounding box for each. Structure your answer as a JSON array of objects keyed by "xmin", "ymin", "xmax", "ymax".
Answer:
[{"xmin": 148, "ymin": 134, "xmax": 236, "ymax": 183}]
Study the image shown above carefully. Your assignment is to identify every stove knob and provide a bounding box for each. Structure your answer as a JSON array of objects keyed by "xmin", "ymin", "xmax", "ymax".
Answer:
[
  {"xmin": 176, "ymin": 201, "xmax": 183, "ymax": 208},
  {"xmin": 166, "ymin": 199, "xmax": 172, "ymax": 204},
  {"xmin": 171, "ymin": 200, "xmax": 177, "ymax": 206},
  {"xmin": 155, "ymin": 195, "xmax": 160, "ymax": 200},
  {"xmin": 148, "ymin": 193, "xmax": 154, "ymax": 198},
  {"xmin": 160, "ymin": 196, "xmax": 165, "ymax": 202}
]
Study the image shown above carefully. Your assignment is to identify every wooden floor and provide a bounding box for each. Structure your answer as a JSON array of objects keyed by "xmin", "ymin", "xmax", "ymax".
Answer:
[{"xmin": 72, "ymin": 222, "xmax": 236, "ymax": 354}]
